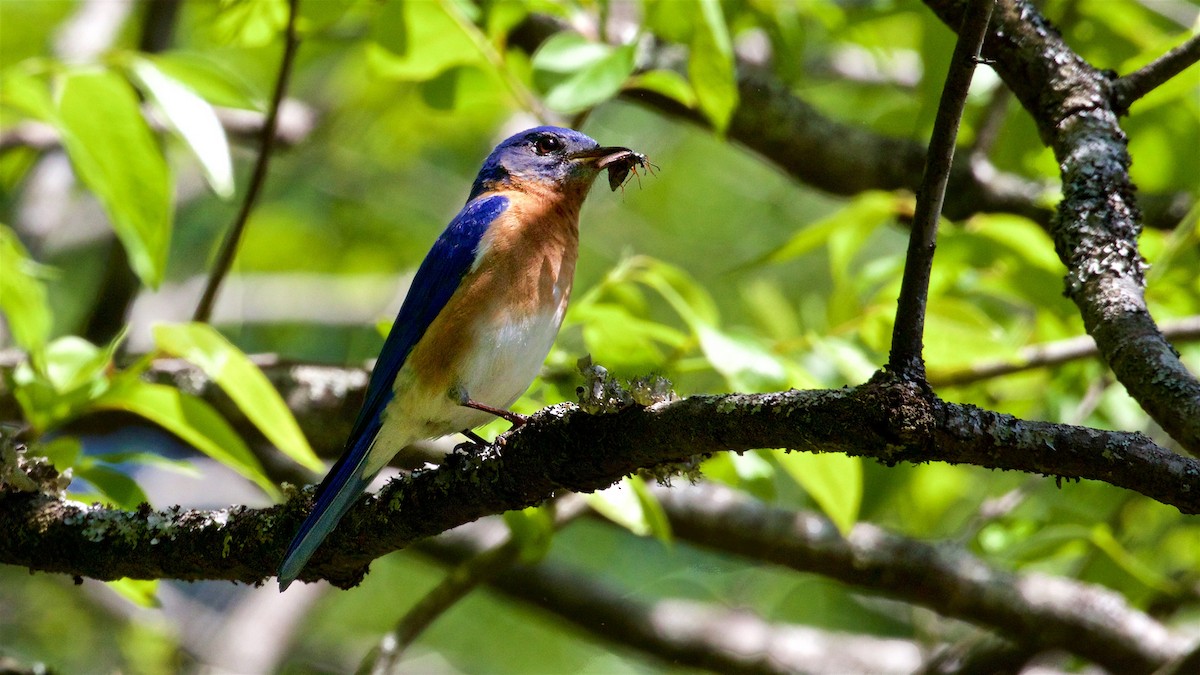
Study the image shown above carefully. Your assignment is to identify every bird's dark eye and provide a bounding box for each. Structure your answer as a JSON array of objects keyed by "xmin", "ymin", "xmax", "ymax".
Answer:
[{"xmin": 532, "ymin": 135, "xmax": 564, "ymax": 156}]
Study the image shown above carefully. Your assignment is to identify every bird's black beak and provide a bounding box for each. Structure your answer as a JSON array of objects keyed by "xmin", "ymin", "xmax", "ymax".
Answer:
[{"xmin": 569, "ymin": 146, "xmax": 637, "ymax": 168}]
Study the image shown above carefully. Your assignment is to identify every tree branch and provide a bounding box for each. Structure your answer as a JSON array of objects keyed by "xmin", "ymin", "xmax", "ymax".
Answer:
[
  {"xmin": 416, "ymin": 519, "xmax": 926, "ymax": 675},
  {"xmin": 889, "ymin": 0, "xmax": 994, "ymax": 380},
  {"xmin": 922, "ymin": 0, "xmax": 1200, "ymax": 454},
  {"xmin": 1111, "ymin": 33, "xmax": 1200, "ymax": 115},
  {"xmin": 655, "ymin": 482, "xmax": 1192, "ymax": 673},
  {"xmin": 930, "ymin": 315, "xmax": 1200, "ymax": 387},
  {"xmin": 192, "ymin": 0, "xmax": 302, "ymax": 323},
  {"xmin": 3, "ymin": 374, "xmax": 1198, "ymax": 588}
]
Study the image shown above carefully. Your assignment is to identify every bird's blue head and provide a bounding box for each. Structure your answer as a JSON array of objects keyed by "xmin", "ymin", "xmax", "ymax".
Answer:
[{"xmin": 468, "ymin": 126, "xmax": 634, "ymax": 200}]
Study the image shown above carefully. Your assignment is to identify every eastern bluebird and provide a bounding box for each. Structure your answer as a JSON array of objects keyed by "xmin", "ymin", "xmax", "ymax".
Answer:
[{"xmin": 278, "ymin": 126, "xmax": 644, "ymax": 589}]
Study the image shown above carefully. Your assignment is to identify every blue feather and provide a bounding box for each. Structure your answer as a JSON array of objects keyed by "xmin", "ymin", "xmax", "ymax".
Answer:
[{"xmin": 277, "ymin": 194, "xmax": 509, "ymax": 589}]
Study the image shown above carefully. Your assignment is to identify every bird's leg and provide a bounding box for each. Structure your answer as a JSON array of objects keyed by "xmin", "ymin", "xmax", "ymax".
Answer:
[
  {"xmin": 451, "ymin": 385, "xmax": 529, "ymax": 429},
  {"xmin": 462, "ymin": 399, "xmax": 528, "ymax": 428}
]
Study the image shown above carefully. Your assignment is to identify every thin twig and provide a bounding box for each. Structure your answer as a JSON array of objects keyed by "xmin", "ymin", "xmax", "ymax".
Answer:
[
  {"xmin": 888, "ymin": 0, "xmax": 995, "ymax": 380},
  {"xmin": 192, "ymin": 0, "xmax": 302, "ymax": 323},
  {"xmin": 967, "ymin": 85, "xmax": 1010, "ymax": 159},
  {"xmin": 1112, "ymin": 33, "xmax": 1200, "ymax": 115},
  {"xmin": 930, "ymin": 315, "xmax": 1200, "ymax": 387},
  {"xmin": 363, "ymin": 496, "xmax": 588, "ymax": 673}
]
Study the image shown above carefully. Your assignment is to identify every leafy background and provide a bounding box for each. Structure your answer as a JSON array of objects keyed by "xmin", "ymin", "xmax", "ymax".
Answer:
[{"xmin": 1, "ymin": 0, "xmax": 1198, "ymax": 672}]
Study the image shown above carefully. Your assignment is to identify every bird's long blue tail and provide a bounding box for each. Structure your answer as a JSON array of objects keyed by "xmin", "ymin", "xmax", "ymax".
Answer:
[{"xmin": 277, "ymin": 428, "xmax": 378, "ymax": 590}]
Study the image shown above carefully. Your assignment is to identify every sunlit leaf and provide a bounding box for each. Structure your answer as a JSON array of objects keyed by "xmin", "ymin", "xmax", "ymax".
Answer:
[
  {"xmin": 532, "ymin": 34, "xmax": 637, "ymax": 112},
  {"xmin": 367, "ymin": 0, "xmax": 484, "ymax": 82},
  {"xmin": 144, "ymin": 52, "xmax": 264, "ymax": 110},
  {"xmin": 628, "ymin": 475, "xmax": 672, "ymax": 543},
  {"xmin": 214, "ymin": 0, "xmax": 288, "ymax": 47},
  {"xmin": 502, "ymin": 505, "xmax": 555, "ymax": 564},
  {"xmin": 129, "ymin": 58, "xmax": 235, "ymax": 198},
  {"xmin": 106, "ymin": 578, "xmax": 161, "ymax": 608},
  {"xmin": 688, "ymin": 0, "xmax": 738, "ymax": 133},
  {"xmin": 152, "ymin": 322, "xmax": 322, "ymax": 472},
  {"xmin": 0, "ymin": 224, "xmax": 52, "ymax": 350},
  {"xmin": 0, "ymin": 66, "xmax": 56, "ymax": 120},
  {"xmin": 91, "ymin": 377, "xmax": 279, "ymax": 499},
  {"xmin": 697, "ymin": 324, "xmax": 787, "ymax": 391},
  {"xmin": 587, "ymin": 476, "xmax": 671, "ymax": 542},
  {"xmin": 55, "ymin": 69, "xmax": 172, "ymax": 288},
  {"xmin": 74, "ymin": 464, "xmax": 149, "ymax": 510},
  {"xmin": 627, "ymin": 69, "xmax": 698, "ymax": 108},
  {"xmin": 575, "ymin": 302, "xmax": 687, "ymax": 370},
  {"xmin": 775, "ymin": 450, "xmax": 862, "ymax": 535},
  {"xmin": 757, "ymin": 192, "xmax": 900, "ymax": 266},
  {"xmin": 35, "ymin": 436, "xmax": 83, "ymax": 471},
  {"xmin": 12, "ymin": 333, "xmax": 123, "ymax": 430}
]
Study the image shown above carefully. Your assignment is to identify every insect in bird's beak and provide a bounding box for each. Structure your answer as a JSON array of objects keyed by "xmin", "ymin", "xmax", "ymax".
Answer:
[
  {"xmin": 602, "ymin": 150, "xmax": 656, "ymax": 192},
  {"xmin": 569, "ymin": 146, "xmax": 657, "ymax": 192}
]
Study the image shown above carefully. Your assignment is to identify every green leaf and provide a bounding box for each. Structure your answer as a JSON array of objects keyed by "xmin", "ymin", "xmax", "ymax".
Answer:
[
  {"xmin": 34, "ymin": 336, "xmax": 110, "ymax": 394},
  {"xmin": 92, "ymin": 451, "xmax": 201, "ymax": 478},
  {"xmin": 532, "ymin": 34, "xmax": 637, "ymax": 112},
  {"xmin": 128, "ymin": 58, "xmax": 235, "ymax": 198},
  {"xmin": 367, "ymin": 0, "xmax": 484, "ymax": 82},
  {"xmin": 633, "ymin": 257, "xmax": 720, "ymax": 327},
  {"xmin": 1090, "ymin": 523, "xmax": 1182, "ymax": 594},
  {"xmin": 152, "ymin": 322, "xmax": 322, "ymax": 473},
  {"xmin": 531, "ymin": 33, "xmax": 615, "ymax": 73},
  {"xmin": 0, "ymin": 224, "xmax": 53, "ymax": 350},
  {"xmin": 11, "ymin": 337, "xmax": 110, "ymax": 431},
  {"xmin": 574, "ymin": 303, "xmax": 687, "ymax": 370},
  {"xmin": 214, "ymin": 0, "xmax": 288, "ymax": 47},
  {"xmin": 106, "ymin": 578, "xmax": 161, "ymax": 608},
  {"xmin": 696, "ymin": 324, "xmax": 787, "ymax": 391},
  {"xmin": 688, "ymin": 0, "xmax": 738, "ymax": 133},
  {"xmin": 626, "ymin": 69, "xmax": 698, "ymax": 108},
  {"xmin": 922, "ymin": 298, "xmax": 1009, "ymax": 369},
  {"xmin": 761, "ymin": 192, "xmax": 899, "ymax": 265},
  {"xmin": 775, "ymin": 450, "xmax": 862, "ymax": 534},
  {"xmin": 587, "ymin": 475, "xmax": 671, "ymax": 543},
  {"xmin": 502, "ymin": 505, "xmax": 555, "ymax": 564},
  {"xmin": 627, "ymin": 475, "xmax": 672, "ymax": 544},
  {"xmin": 0, "ymin": 67, "xmax": 56, "ymax": 121},
  {"xmin": 55, "ymin": 69, "xmax": 172, "ymax": 288},
  {"xmin": 74, "ymin": 463, "xmax": 149, "ymax": 510},
  {"xmin": 35, "ymin": 436, "xmax": 83, "ymax": 471},
  {"xmin": 91, "ymin": 377, "xmax": 279, "ymax": 499},
  {"xmin": 143, "ymin": 52, "xmax": 264, "ymax": 110}
]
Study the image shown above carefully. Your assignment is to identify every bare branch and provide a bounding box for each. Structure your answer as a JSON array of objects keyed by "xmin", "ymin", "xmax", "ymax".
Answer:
[
  {"xmin": 889, "ymin": 0, "xmax": 995, "ymax": 380},
  {"xmin": 655, "ymin": 482, "xmax": 1193, "ymax": 674},
  {"xmin": 417, "ymin": 519, "xmax": 926, "ymax": 675},
  {"xmin": 1112, "ymin": 34, "xmax": 1200, "ymax": 115},
  {"xmin": 193, "ymin": 0, "xmax": 303, "ymax": 323},
  {"xmin": 931, "ymin": 315, "xmax": 1200, "ymax": 387}
]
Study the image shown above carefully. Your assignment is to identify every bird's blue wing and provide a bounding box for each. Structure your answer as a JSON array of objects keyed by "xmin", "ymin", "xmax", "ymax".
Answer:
[{"xmin": 278, "ymin": 194, "xmax": 509, "ymax": 589}]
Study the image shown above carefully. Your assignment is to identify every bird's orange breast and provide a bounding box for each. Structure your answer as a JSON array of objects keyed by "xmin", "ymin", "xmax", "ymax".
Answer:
[{"xmin": 405, "ymin": 184, "xmax": 582, "ymax": 400}]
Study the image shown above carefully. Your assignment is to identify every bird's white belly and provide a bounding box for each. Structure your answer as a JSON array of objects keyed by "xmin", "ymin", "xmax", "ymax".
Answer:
[
  {"xmin": 460, "ymin": 304, "xmax": 566, "ymax": 411},
  {"xmin": 374, "ymin": 302, "xmax": 566, "ymax": 461}
]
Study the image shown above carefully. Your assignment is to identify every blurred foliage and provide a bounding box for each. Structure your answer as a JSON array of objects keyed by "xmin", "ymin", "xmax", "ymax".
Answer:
[{"xmin": 0, "ymin": 0, "xmax": 1198, "ymax": 672}]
